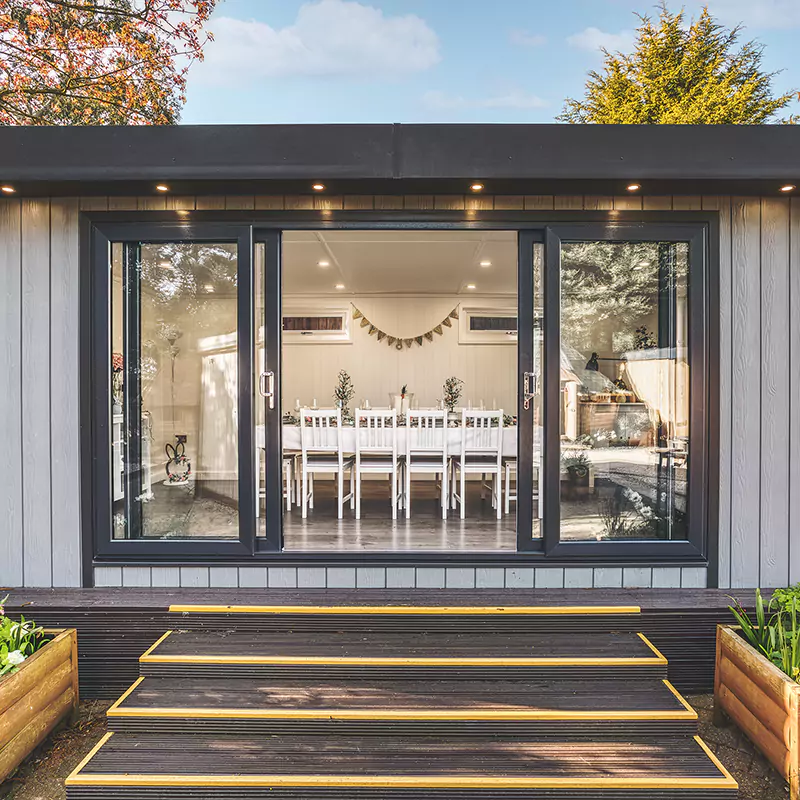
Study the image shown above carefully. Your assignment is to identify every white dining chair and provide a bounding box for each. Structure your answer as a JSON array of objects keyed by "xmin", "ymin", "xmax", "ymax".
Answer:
[
  {"xmin": 451, "ymin": 410, "xmax": 503, "ymax": 520},
  {"xmin": 299, "ymin": 409, "xmax": 354, "ymax": 519},
  {"xmin": 354, "ymin": 409, "xmax": 403, "ymax": 520},
  {"xmin": 405, "ymin": 409, "xmax": 449, "ymax": 520},
  {"xmin": 503, "ymin": 456, "xmax": 516, "ymax": 515}
]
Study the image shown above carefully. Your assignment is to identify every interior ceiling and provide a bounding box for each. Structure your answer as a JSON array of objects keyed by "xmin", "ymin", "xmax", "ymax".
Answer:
[{"xmin": 282, "ymin": 230, "xmax": 517, "ymax": 296}]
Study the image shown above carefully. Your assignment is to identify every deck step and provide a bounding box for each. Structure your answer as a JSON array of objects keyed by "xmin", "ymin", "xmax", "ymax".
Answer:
[
  {"xmin": 168, "ymin": 604, "xmax": 643, "ymax": 633},
  {"xmin": 139, "ymin": 630, "xmax": 668, "ymax": 680},
  {"xmin": 107, "ymin": 676, "xmax": 696, "ymax": 737},
  {"xmin": 65, "ymin": 732, "xmax": 737, "ymax": 800}
]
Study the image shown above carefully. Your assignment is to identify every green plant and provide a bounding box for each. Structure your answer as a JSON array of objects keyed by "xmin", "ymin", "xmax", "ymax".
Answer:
[
  {"xmin": 0, "ymin": 595, "xmax": 46, "ymax": 678},
  {"xmin": 442, "ymin": 376, "xmax": 463, "ymax": 413},
  {"xmin": 771, "ymin": 584, "xmax": 800, "ymax": 614},
  {"xmin": 562, "ymin": 450, "xmax": 591, "ymax": 477},
  {"xmin": 730, "ymin": 590, "xmax": 800, "ymax": 682},
  {"xmin": 333, "ymin": 370, "xmax": 354, "ymax": 417}
]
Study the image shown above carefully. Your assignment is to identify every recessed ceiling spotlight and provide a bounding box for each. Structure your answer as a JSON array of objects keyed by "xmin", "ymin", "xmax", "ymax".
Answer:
[
  {"xmin": 470, "ymin": 183, "xmax": 484, "ymax": 192},
  {"xmin": 626, "ymin": 183, "xmax": 641, "ymax": 192},
  {"xmin": 318, "ymin": 260, "xmax": 330, "ymax": 267},
  {"xmin": 781, "ymin": 184, "xmax": 797, "ymax": 193},
  {"xmin": 479, "ymin": 260, "xmax": 492, "ymax": 267},
  {"xmin": 155, "ymin": 184, "xmax": 169, "ymax": 192},
  {"xmin": 1, "ymin": 185, "xmax": 15, "ymax": 194},
  {"xmin": 312, "ymin": 183, "xmax": 325, "ymax": 191},
  {"xmin": 335, "ymin": 283, "xmax": 345, "ymax": 290},
  {"xmin": 466, "ymin": 283, "xmax": 477, "ymax": 290}
]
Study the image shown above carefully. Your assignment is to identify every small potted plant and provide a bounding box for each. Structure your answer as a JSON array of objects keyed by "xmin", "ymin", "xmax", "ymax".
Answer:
[
  {"xmin": 333, "ymin": 369, "xmax": 355, "ymax": 422},
  {"xmin": 0, "ymin": 595, "xmax": 79, "ymax": 783},
  {"xmin": 561, "ymin": 450, "xmax": 592, "ymax": 499},
  {"xmin": 443, "ymin": 376, "xmax": 464, "ymax": 422}
]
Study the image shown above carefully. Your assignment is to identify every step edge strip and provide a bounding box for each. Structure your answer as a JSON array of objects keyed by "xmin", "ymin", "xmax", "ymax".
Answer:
[
  {"xmin": 637, "ymin": 633, "xmax": 668, "ymax": 663},
  {"xmin": 662, "ymin": 680, "xmax": 699, "ymax": 718},
  {"xmin": 138, "ymin": 631, "xmax": 173, "ymax": 662},
  {"xmin": 694, "ymin": 735, "xmax": 738, "ymax": 786},
  {"xmin": 64, "ymin": 774, "xmax": 737, "ymax": 789},
  {"xmin": 168, "ymin": 605, "xmax": 642, "ymax": 616},
  {"xmin": 65, "ymin": 732, "xmax": 114, "ymax": 785},
  {"xmin": 138, "ymin": 655, "xmax": 667, "ymax": 666},
  {"xmin": 107, "ymin": 707, "xmax": 697, "ymax": 721},
  {"xmin": 107, "ymin": 677, "xmax": 145, "ymax": 714}
]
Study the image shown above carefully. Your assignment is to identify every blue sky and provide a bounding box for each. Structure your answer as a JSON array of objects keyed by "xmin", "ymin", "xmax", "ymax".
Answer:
[{"xmin": 181, "ymin": 0, "xmax": 800, "ymax": 124}]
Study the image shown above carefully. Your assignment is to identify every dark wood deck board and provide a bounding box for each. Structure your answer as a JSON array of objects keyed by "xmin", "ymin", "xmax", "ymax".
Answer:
[
  {"xmin": 120, "ymin": 677, "xmax": 686, "ymax": 713},
  {"xmin": 149, "ymin": 631, "xmax": 656, "ymax": 659},
  {"xmin": 79, "ymin": 735, "xmax": 727, "ymax": 780}
]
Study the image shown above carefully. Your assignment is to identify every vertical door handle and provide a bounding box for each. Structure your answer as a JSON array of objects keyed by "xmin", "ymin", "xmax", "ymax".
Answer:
[
  {"xmin": 523, "ymin": 371, "xmax": 537, "ymax": 410},
  {"xmin": 259, "ymin": 370, "xmax": 275, "ymax": 409}
]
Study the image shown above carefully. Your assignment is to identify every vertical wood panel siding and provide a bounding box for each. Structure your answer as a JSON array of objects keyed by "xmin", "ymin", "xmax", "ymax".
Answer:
[{"xmin": 5, "ymin": 192, "xmax": 796, "ymax": 589}]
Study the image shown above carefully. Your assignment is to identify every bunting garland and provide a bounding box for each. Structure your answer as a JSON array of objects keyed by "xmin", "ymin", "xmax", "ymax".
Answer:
[{"xmin": 352, "ymin": 305, "xmax": 459, "ymax": 350}]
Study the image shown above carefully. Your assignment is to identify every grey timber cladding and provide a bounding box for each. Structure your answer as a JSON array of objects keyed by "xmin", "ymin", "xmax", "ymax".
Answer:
[{"xmin": 1, "ymin": 192, "xmax": 796, "ymax": 589}]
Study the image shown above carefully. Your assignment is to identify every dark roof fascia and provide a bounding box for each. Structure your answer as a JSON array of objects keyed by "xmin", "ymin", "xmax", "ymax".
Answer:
[{"xmin": 0, "ymin": 123, "xmax": 798, "ymax": 196}]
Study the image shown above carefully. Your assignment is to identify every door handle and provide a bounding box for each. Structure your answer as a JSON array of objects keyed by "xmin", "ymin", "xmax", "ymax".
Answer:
[
  {"xmin": 523, "ymin": 371, "xmax": 537, "ymax": 411},
  {"xmin": 259, "ymin": 370, "xmax": 275, "ymax": 409}
]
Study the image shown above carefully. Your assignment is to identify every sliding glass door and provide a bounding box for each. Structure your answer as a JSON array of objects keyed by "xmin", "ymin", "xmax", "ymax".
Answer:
[{"xmin": 94, "ymin": 220, "xmax": 708, "ymax": 562}]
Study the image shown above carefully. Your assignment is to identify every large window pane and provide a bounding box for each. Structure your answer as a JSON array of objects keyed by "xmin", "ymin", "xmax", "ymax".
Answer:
[
  {"xmin": 559, "ymin": 241, "xmax": 689, "ymax": 541},
  {"xmin": 110, "ymin": 241, "xmax": 240, "ymax": 539}
]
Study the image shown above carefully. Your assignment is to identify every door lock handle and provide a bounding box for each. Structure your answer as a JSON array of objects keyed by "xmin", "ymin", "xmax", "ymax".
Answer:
[
  {"xmin": 523, "ymin": 371, "xmax": 538, "ymax": 411},
  {"xmin": 259, "ymin": 370, "xmax": 275, "ymax": 409}
]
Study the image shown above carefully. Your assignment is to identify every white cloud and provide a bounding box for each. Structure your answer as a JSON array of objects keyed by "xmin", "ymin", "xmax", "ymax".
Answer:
[
  {"xmin": 509, "ymin": 29, "xmax": 547, "ymax": 47},
  {"xmin": 703, "ymin": 0, "xmax": 800, "ymax": 27},
  {"xmin": 195, "ymin": 0, "xmax": 440, "ymax": 84},
  {"xmin": 423, "ymin": 89, "xmax": 547, "ymax": 111},
  {"xmin": 567, "ymin": 27, "xmax": 635, "ymax": 53}
]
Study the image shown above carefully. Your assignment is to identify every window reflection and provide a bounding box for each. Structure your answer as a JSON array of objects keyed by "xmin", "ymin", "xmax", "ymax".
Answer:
[{"xmin": 559, "ymin": 241, "xmax": 689, "ymax": 541}]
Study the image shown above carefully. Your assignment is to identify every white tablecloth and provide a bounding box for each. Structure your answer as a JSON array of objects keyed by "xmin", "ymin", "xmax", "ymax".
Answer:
[{"xmin": 257, "ymin": 425, "xmax": 523, "ymax": 458}]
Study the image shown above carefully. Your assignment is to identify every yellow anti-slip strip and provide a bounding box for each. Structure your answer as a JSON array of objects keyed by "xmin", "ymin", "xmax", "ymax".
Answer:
[
  {"xmin": 169, "ymin": 604, "xmax": 641, "ymax": 615},
  {"xmin": 108, "ymin": 706, "xmax": 694, "ymax": 721},
  {"xmin": 66, "ymin": 773, "xmax": 736, "ymax": 789},
  {"xmin": 65, "ymin": 732, "xmax": 736, "ymax": 790},
  {"xmin": 139, "ymin": 629, "xmax": 666, "ymax": 666}
]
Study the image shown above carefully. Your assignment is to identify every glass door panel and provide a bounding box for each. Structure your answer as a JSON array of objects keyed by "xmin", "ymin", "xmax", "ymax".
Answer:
[
  {"xmin": 110, "ymin": 240, "xmax": 243, "ymax": 540},
  {"xmin": 558, "ymin": 240, "xmax": 690, "ymax": 542}
]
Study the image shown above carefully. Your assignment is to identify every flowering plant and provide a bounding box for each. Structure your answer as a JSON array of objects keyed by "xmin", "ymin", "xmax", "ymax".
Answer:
[
  {"xmin": 111, "ymin": 352, "xmax": 124, "ymax": 406},
  {"xmin": 0, "ymin": 595, "xmax": 46, "ymax": 679}
]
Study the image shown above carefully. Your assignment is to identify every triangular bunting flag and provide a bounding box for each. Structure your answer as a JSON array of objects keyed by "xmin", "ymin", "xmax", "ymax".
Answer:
[
  {"xmin": 404, "ymin": 339, "xmax": 413, "ymax": 348},
  {"xmin": 387, "ymin": 336, "xmax": 396, "ymax": 346},
  {"xmin": 450, "ymin": 308, "xmax": 459, "ymax": 319},
  {"xmin": 424, "ymin": 331, "xmax": 434, "ymax": 342},
  {"xmin": 377, "ymin": 331, "xmax": 387, "ymax": 342},
  {"xmin": 352, "ymin": 308, "xmax": 363, "ymax": 320},
  {"xmin": 360, "ymin": 317, "xmax": 370, "ymax": 328},
  {"xmin": 434, "ymin": 325, "xmax": 443, "ymax": 335},
  {"xmin": 442, "ymin": 317, "xmax": 452, "ymax": 328},
  {"xmin": 415, "ymin": 336, "xmax": 423, "ymax": 346},
  {"xmin": 368, "ymin": 325, "xmax": 377, "ymax": 335}
]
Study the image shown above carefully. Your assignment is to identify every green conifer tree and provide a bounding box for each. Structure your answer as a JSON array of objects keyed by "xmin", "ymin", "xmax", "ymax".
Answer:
[{"xmin": 559, "ymin": 3, "xmax": 794, "ymax": 124}]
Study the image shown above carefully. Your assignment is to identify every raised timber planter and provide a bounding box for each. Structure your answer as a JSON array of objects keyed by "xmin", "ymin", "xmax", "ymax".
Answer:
[
  {"xmin": 0, "ymin": 629, "xmax": 79, "ymax": 783},
  {"xmin": 715, "ymin": 624, "xmax": 800, "ymax": 798}
]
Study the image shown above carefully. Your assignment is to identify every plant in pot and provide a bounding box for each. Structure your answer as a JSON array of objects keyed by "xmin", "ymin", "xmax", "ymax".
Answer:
[
  {"xmin": 0, "ymin": 595, "xmax": 79, "ymax": 783},
  {"xmin": 333, "ymin": 369, "xmax": 355, "ymax": 422},
  {"xmin": 443, "ymin": 376, "xmax": 464, "ymax": 422},
  {"xmin": 716, "ymin": 589, "xmax": 800, "ymax": 798},
  {"xmin": 561, "ymin": 450, "xmax": 591, "ymax": 500}
]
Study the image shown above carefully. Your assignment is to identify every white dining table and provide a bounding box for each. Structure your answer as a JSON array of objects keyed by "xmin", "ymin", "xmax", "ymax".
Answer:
[{"xmin": 256, "ymin": 425, "xmax": 523, "ymax": 457}]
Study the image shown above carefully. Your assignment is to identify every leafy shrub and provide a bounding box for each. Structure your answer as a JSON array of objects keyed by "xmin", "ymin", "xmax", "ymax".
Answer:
[
  {"xmin": 730, "ymin": 589, "xmax": 800, "ymax": 682},
  {"xmin": 0, "ymin": 595, "xmax": 46, "ymax": 679}
]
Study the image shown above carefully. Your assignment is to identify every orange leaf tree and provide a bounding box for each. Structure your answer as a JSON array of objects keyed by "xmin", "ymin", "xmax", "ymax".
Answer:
[{"xmin": 0, "ymin": 0, "xmax": 216, "ymax": 124}]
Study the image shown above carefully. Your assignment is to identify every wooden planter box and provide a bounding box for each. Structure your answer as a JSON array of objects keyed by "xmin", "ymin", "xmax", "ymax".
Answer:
[
  {"xmin": 0, "ymin": 629, "xmax": 79, "ymax": 784},
  {"xmin": 715, "ymin": 624, "xmax": 800, "ymax": 798}
]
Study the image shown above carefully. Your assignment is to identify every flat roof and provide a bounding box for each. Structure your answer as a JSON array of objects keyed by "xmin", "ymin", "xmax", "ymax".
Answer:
[{"xmin": 0, "ymin": 123, "xmax": 797, "ymax": 196}]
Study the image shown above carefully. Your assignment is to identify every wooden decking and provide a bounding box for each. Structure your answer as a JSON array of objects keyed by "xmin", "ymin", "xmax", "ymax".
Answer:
[
  {"xmin": 3, "ymin": 589, "xmax": 759, "ymax": 698},
  {"xmin": 65, "ymin": 603, "xmax": 737, "ymax": 799}
]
